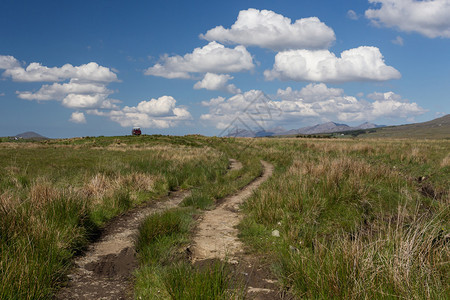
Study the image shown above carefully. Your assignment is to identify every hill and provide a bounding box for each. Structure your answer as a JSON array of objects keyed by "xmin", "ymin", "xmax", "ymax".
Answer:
[
  {"xmin": 353, "ymin": 114, "xmax": 450, "ymax": 139},
  {"xmin": 14, "ymin": 131, "xmax": 49, "ymax": 140}
]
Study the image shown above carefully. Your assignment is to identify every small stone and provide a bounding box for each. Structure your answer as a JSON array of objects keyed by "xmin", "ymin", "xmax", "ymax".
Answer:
[{"xmin": 271, "ymin": 230, "xmax": 280, "ymax": 237}]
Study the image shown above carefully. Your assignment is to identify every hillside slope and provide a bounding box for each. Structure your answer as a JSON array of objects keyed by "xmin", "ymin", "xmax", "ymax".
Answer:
[{"xmin": 359, "ymin": 114, "xmax": 450, "ymax": 139}]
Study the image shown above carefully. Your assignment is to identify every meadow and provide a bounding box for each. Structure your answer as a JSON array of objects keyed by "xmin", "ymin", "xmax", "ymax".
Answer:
[{"xmin": 0, "ymin": 135, "xmax": 448, "ymax": 299}]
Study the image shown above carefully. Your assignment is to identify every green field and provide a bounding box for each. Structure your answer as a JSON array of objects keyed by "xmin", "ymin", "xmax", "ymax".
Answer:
[{"xmin": 0, "ymin": 135, "xmax": 448, "ymax": 299}]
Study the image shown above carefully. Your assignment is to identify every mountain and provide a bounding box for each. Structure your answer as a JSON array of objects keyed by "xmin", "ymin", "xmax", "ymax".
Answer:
[
  {"xmin": 14, "ymin": 131, "xmax": 49, "ymax": 140},
  {"xmin": 226, "ymin": 126, "xmax": 286, "ymax": 137},
  {"xmin": 227, "ymin": 121, "xmax": 381, "ymax": 137},
  {"xmin": 285, "ymin": 122, "xmax": 353, "ymax": 135},
  {"xmin": 225, "ymin": 115, "xmax": 449, "ymax": 138},
  {"xmin": 356, "ymin": 122, "xmax": 377, "ymax": 129}
]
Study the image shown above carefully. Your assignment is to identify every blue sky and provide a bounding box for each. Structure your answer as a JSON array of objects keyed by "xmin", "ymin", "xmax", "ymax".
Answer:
[{"xmin": 1, "ymin": 0, "xmax": 449, "ymax": 138}]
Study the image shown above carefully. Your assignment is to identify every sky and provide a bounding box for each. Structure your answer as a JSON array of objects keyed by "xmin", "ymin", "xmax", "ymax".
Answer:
[{"xmin": 0, "ymin": 0, "xmax": 449, "ymax": 138}]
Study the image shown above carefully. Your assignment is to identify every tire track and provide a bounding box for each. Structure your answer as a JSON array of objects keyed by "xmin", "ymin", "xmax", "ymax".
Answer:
[
  {"xmin": 56, "ymin": 159, "xmax": 243, "ymax": 300},
  {"xmin": 191, "ymin": 161, "xmax": 281, "ymax": 299}
]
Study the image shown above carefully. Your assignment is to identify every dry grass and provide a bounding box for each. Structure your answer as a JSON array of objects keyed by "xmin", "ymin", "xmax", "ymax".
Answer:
[
  {"xmin": 0, "ymin": 137, "xmax": 228, "ymax": 299},
  {"xmin": 239, "ymin": 137, "xmax": 449, "ymax": 299}
]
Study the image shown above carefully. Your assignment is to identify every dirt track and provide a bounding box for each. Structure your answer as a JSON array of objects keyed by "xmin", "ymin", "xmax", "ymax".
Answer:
[
  {"xmin": 56, "ymin": 159, "xmax": 279, "ymax": 299},
  {"xmin": 191, "ymin": 161, "xmax": 286, "ymax": 299},
  {"xmin": 191, "ymin": 161, "xmax": 273, "ymax": 262},
  {"xmin": 56, "ymin": 159, "xmax": 247, "ymax": 299}
]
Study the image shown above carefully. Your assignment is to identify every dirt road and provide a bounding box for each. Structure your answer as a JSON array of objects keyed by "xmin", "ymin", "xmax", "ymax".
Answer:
[
  {"xmin": 56, "ymin": 159, "xmax": 244, "ymax": 299},
  {"xmin": 57, "ymin": 159, "xmax": 280, "ymax": 299}
]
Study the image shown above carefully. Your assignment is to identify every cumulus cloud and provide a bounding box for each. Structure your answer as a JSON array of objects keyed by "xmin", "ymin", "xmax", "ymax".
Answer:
[
  {"xmin": 69, "ymin": 112, "xmax": 87, "ymax": 124},
  {"xmin": 200, "ymin": 8, "xmax": 335, "ymax": 51},
  {"xmin": 276, "ymin": 83, "xmax": 344, "ymax": 102},
  {"xmin": 0, "ymin": 55, "xmax": 20, "ymax": 69},
  {"xmin": 2, "ymin": 54, "xmax": 192, "ymax": 129},
  {"xmin": 365, "ymin": 0, "xmax": 450, "ymax": 38},
  {"xmin": 264, "ymin": 46, "xmax": 401, "ymax": 83},
  {"xmin": 0, "ymin": 55, "xmax": 124, "ymax": 113},
  {"xmin": 62, "ymin": 94, "xmax": 119, "ymax": 110},
  {"xmin": 144, "ymin": 42, "xmax": 254, "ymax": 79},
  {"xmin": 194, "ymin": 73, "xmax": 241, "ymax": 94},
  {"xmin": 89, "ymin": 96, "xmax": 192, "ymax": 128},
  {"xmin": 200, "ymin": 84, "xmax": 426, "ymax": 130},
  {"xmin": 3, "ymin": 61, "xmax": 118, "ymax": 83},
  {"xmin": 17, "ymin": 80, "xmax": 112, "ymax": 101},
  {"xmin": 367, "ymin": 91, "xmax": 427, "ymax": 118},
  {"xmin": 201, "ymin": 90, "xmax": 280, "ymax": 130}
]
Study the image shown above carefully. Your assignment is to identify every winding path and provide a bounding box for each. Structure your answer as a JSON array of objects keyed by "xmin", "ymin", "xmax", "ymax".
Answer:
[
  {"xmin": 191, "ymin": 161, "xmax": 281, "ymax": 299},
  {"xmin": 56, "ymin": 159, "xmax": 246, "ymax": 299},
  {"xmin": 56, "ymin": 159, "xmax": 278, "ymax": 299}
]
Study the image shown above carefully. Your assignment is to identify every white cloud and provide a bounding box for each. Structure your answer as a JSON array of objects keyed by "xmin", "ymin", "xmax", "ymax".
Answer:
[
  {"xmin": 69, "ymin": 112, "xmax": 86, "ymax": 124},
  {"xmin": 200, "ymin": 85, "xmax": 426, "ymax": 130},
  {"xmin": 367, "ymin": 91, "xmax": 427, "ymax": 118},
  {"xmin": 391, "ymin": 36, "xmax": 404, "ymax": 46},
  {"xmin": 1, "ymin": 55, "xmax": 122, "ymax": 111},
  {"xmin": 264, "ymin": 46, "xmax": 401, "ymax": 83},
  {"xmin": 194, "ymin": 73, "xmax": 241, "ymax": 94},
  {"xmin": 347, "ymin": 10, "xmax": 360, "ymax": 20},
  {"xmin": 62, "ymin": 94, "xmax": 119, "ymax": 110},
  {"xmin": 144, "ymin": 42, "xmax": 254, "ymax": 79},
  {"xmin": 2, "ymin": 54, "xmax": 192, "ymax": 129},
  {"xmin": 365, "ymin": 0, "xmax": 450, "ymax": 38},
  {"xmin": 201, "ymin": 90, "xmax": 279, "ymax": 130},
  {"xmin": 17, "ymin": 80, "xmax": 112, "ymax": 101},
  {"xmin": 200, "ymin": 8, "xmax": 335, "ymax": 51},
  {"xmin": 277, "ymin": 83, "xmax": 344, "ymax": 102},
  {"xmin": 0, "ymin": 92, "xmax": 5, "ymax": 97},
  {"xmin": 3, "ymin": 61, "xmax": 118, "ymax": 83},
  {"xmin": 127, "ymin": 96, "xmax": 177, "ymax": 117},
  {"xmin": 0, "ymin": 55, "xmax": 20, "ymax": 69},
  {"xmin": 89, "ymin": 96, "xmax": 192, "ymax": 128}
]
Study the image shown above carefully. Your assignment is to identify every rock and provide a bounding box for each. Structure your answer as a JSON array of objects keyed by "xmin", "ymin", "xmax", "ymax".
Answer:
[{"xmin": 271, "ymin": 230, "xmax": 280, "ymax": 237}]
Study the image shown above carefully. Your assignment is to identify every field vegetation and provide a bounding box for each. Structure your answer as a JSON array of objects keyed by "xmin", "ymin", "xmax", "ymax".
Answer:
[
  {"xmin": 0, "ymin": 136, "xmax": 235, "ymax": 299},
  {"xmin": 239, "ymin": 138, "xmax": 449, "ymax": 299},
  {"xmin": 0, "ymin": 135, "xmax": 448, "ymax": 299}
]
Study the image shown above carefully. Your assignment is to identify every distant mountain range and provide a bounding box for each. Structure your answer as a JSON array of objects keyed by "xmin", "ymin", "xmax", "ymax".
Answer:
[{"xmin": 226, "ymin": 121, "xmax": 384, "ymax": 137}]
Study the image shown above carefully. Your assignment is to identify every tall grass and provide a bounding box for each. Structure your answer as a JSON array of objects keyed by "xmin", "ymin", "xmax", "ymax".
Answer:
[
  {"xmin": 239, "ymin": 138, "xmax": 449, "ymax": 298},
  {"xmin": 0, "ymin": 136, "xmax": 227, "ymax": 299}
]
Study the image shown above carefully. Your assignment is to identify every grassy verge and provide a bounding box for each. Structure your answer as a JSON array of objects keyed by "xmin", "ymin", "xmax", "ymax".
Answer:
[{"xmin": 0, "ymin": 136, "xmax": 227, "ymax": 299}]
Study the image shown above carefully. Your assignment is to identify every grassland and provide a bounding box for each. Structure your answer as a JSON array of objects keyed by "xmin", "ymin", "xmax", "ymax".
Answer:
[
  {"xmin": 0, "ymin": 135, "xmax": 448, "ymax": 299},
  {"xmin": 0, "ymin": 136, "xmax": 236, "ymax": 299}
]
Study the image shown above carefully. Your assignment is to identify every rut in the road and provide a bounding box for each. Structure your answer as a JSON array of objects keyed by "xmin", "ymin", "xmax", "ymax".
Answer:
[
  {"xmin": 55, "ymin": 190, "xmax": 190, "ymax": 300},
  {"xmin": 191, "ymin": 161, "xmax": 283, "ymax": 299},
  {"xmin": 56, "ymin": 158, "xmax": 243, "ymax": 300}
]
